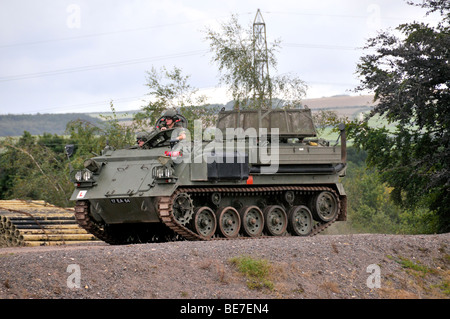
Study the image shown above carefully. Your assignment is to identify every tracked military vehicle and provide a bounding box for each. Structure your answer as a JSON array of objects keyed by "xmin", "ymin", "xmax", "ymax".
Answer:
[{"xmin": 70, "ymin": 108, "xmax": 347, "ymax": 244}]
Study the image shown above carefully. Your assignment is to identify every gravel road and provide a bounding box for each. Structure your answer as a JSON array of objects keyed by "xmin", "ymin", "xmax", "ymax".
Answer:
[{"xmin": 0, "ymin": 233, "xmax": 448, "ymax": 300}]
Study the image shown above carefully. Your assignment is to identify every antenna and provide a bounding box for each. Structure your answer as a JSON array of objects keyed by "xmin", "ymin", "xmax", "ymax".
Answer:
[
  {"xmin": 64, "ymin": 144, "xmax": 75, "ymax": 173},
  {"xmin": 253, "ymin": 9, "xmax": 272, "ymax": 108}
]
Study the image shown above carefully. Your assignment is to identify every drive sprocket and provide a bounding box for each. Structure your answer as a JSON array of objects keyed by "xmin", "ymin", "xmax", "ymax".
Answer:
[{"xmin": 172, "ymin": 193, "xmax": 194, "ymax": 226}]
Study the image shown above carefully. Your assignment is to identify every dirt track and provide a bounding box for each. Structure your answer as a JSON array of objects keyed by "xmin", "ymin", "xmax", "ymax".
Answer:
[{"xmin": 0, "ymin": 233, "xmax": 449, "ymax": 300}]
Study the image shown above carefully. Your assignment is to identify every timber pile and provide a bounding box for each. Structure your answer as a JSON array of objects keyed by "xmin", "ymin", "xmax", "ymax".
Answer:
[{"xmin": 0, "ymin": 199, "xmax": 98, "ymax": 247}]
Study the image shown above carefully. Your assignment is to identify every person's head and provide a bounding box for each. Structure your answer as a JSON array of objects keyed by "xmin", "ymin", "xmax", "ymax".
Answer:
[
  {"xmin": 136, "ymin": 132, "xmax": 148, "ymax": 148},
  {"xmin": 165, "ymin": 117, "xmax": 174, "ymax": 128},
  {"xmin": 162, "ymin": 109, "xmax": 178, "ymax": 128}
]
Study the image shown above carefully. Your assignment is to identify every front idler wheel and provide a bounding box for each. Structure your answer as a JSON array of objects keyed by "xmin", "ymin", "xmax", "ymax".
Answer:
[
  {"xmin": 263, "ymin": 205, "xmax": 287, "ymax": 236},
  {"xmin": 311, "ymin": 191, "xmax": 339, "ymax": 222},
  {"xmin": 191, "ymin": 207, "xmax": 217, "ymax": 239}
]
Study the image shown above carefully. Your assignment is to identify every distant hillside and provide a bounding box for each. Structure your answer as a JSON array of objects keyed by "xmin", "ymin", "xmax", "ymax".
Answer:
[
  {"xmin": 0, "ymin": 95, "xmax": 376, "ymax": 137},
  {"xmin": 302, "ymin": 94, "xmax": 376, "ymax": 118},
  {"xmin": 220, "ymin": 95, "xmax": 376, "ymax": 118},
  {"xmin": 0, "ymin": 113, "xmax": 100, "ymax": 137}
]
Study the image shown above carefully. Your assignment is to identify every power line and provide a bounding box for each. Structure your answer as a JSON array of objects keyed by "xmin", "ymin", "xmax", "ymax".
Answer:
[
  {"xmin": 9, "ymin": 84, "xmax": 226, "ymax": 114},
  {"xmin": 0, "ymin": 8, "xmax": 421, "ymax": 50},
  {"xmin": 263, "ymin": 10, "xmax": 420, "ymax": 21},
  {"xmin": 30, "ymin": 95, "xmax": 149, "ymax": 114},
  {"xmin": 0, "ymin": 50, "xmax": 208, "ymax": 82},
  {"xmin": 0, "ymin": 42, "xmax": 367, "ymax": 84},
  {"xmin": 13, "ymin": 78, "xmax": 361, "ymax": 115},
  {"xmin": 0, "ymin": 22, "xmax": 197, "ymax": 49},
  {"xmin": 0, "ymin": 12, "xmax": 253, "ymax": 49},
  {"xmin": 284, "ymin": 43, "xmax": 361, "ymax": 51}
]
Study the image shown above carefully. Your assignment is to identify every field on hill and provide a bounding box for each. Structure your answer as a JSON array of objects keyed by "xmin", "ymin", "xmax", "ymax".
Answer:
[{"xmin": 0, "ymin": 95, "xmax": 376, "ymax": 137}]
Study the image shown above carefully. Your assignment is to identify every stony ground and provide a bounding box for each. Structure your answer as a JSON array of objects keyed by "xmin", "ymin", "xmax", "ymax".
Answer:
[{"xmin": 0, "ymin": 233, "xmax": 449, "ymax": 300}]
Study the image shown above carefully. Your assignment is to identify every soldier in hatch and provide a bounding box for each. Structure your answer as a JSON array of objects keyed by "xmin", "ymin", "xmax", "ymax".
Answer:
[
  {"xmin": 134, "ymin": 109, "xmax": 186, "ymax": 149},
  {"xmin": 157, "ymin": 108, "xmax": 186, "ymax": 141},
  {"xmin": 136, "ymin": 132, "xmax": 150, "ymax": 149}
]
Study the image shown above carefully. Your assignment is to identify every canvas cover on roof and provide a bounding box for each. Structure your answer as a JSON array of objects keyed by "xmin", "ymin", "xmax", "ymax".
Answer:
[{"xmin": 216, "ymin": 108, "xmax": 317, "ymax": 138}]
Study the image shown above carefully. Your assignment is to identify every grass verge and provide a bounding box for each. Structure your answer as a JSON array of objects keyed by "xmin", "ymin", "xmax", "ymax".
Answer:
[{"xmin": 229, "ymin": 255, "xmax": 274, "ymax": 290}]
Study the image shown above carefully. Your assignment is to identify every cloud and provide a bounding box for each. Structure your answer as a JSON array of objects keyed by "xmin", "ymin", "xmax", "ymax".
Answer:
[{"xmin": 0, "ymin": 0, "xmax": 442, "ymax": 114}]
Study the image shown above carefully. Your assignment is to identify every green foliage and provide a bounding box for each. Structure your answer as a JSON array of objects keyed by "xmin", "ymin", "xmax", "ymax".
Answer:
[
  {"xmin": 229, "ymin": 255, "xmax": 274, "ymax": 290},
  {"xmin": 313, "ymin": 110, "xmax": 350, "ymax": 137},
  {"xmin": 396, "ymin": 256, "xmax": 436, "ymax": 275},
  {"xmin": 65, "ymin": 119, "xmax": 102, "ymax": 158},
  {"xmin": 135, "ymin": 66, "xmax": 197, "ymax": 129},
  {"xmin": 204, "ymin": 14, "xmax": 306, "ymax": 109},
  {"xmin": 179, "ymin": 105, "xmax": 220, "ymax": 135},
  {"xmin": 38, "ymin": 133, "xmax": 66, "ymax": 153},
  {"xmin": 204, "ymin": 14, "xmax": 264, "ymax": 108},
  {"xmin": 341, "ymin": 147, "xmax": 439, "ymax": 234},
  {"xmin": 397, "ymin": 208, "xmax": 439, "ymax": 235},
  {"xmin": 134, "ymin": 66, "xmax": 219, "ymax": 135},
  {"xmin": 344, "ymin": 163, "xmax": 400, "ymax": 233},
  {"xmin": 352, "ymin": 0, "xmax": 450, "ymax": 232},
  {"xmin": 0, "ymin": 102, "xmax": 140, "ymax": 206},
  {"xmin": 98, "ymin": 102, "xmax": 137, "ymax": 149},
  {"xmin": 0, "ymin": 132, "xmax": 72, "ymax": 207},
  {"xmin": 0, "ymin": 68, "xmax": 219, "ymax": 208}
]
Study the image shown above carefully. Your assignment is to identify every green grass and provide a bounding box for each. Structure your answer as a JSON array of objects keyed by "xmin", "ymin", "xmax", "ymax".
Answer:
[
  {"xmin": 394, "ymin": 255, "xmax": 450, "ymax": 297},
  {"xmin": 229, "ymin": 255, "xmax": 274, "ymax": 290},
  {"xmin": 396, "ymin": 256, "xmax": 435, "ymax": 275}
]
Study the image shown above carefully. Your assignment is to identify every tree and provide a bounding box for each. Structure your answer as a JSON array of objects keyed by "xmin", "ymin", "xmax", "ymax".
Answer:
[
  {"xmin": 65, "ymin": 119, "xmax": 103, "ymax": 158},
  {"xmin": 204, "ymin": 14, "xmax": 306, "ymax": 109},
  {"xmin": 98, "ymin": 102, "xmax": 137, "ymax": 149},
  {"xmin": 134, "ymin": 66, "xmax": 218, "ymax": 134},
  {"xmin": 0, "ymin": 132, "xmax": 72, "ymax": 207},
  {"xmin": 339, "ymin": 148, "xmax": 439, "ymax": 234},
  {"xmin": 352, "ymin": 0, "xmax": 449, "ymax": 232}
]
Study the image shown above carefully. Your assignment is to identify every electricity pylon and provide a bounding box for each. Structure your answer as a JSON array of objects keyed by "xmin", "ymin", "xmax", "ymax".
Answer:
[{"xmin": 252, "ymin": 9, "xmax": 272, "ymax": 108}]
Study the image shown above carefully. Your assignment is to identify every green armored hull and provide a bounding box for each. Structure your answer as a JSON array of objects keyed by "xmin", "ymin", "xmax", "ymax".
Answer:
[{"xmin": 70, "ymin": 109, "xmax": 347, "ymax": 244}]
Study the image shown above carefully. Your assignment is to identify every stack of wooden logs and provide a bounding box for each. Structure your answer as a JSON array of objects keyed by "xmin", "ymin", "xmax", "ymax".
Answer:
[{"xmin": 0, "ymin": 200, "xmax": 98, "ymax": 247}]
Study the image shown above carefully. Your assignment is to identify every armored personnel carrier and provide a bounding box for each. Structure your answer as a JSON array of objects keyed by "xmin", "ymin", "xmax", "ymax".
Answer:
[{"xmin": 70, "ymin": 108, "xmax": 347, "ymax": 244}]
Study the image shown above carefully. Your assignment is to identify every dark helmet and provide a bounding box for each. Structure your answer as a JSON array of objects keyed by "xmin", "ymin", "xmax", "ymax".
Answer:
[
  {"xmin": 162, "ymin": 108, "xmax": 178, "ymax": 120},
  {"xmin": 136, "ymin": 132, "xmax": 149, "ymax": 142}
]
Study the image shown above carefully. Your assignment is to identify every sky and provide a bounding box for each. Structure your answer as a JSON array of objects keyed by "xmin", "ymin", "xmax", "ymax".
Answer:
[{"xmin": 0, "ymin": 0, "xmax": 442, "ymax": 115}]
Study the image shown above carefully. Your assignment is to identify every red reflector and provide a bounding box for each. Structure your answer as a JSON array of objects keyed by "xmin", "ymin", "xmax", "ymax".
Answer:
[
  {"xmin": 165, "ymin": 151, "xmax": 182, "ymax": 157},
  {"xmin": 246, "ymin": 176, "xmax": 253, "ymax": 184}
]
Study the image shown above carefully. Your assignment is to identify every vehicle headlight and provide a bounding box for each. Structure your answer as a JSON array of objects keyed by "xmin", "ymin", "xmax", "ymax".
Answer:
[
  {"xmin": 75, "ymin": 171, "xmax": 83, "ymax": 182},
  {"xmin": 152, "ymin": 166, "xmax": 174, "ymax": 179},
  {"xmin": 73, "ymin": 169, "xmax": 94, "ymax": 182},
  {"xmin": 82, "ymin": 170, "xmax": 92, "ymax": 181}
]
